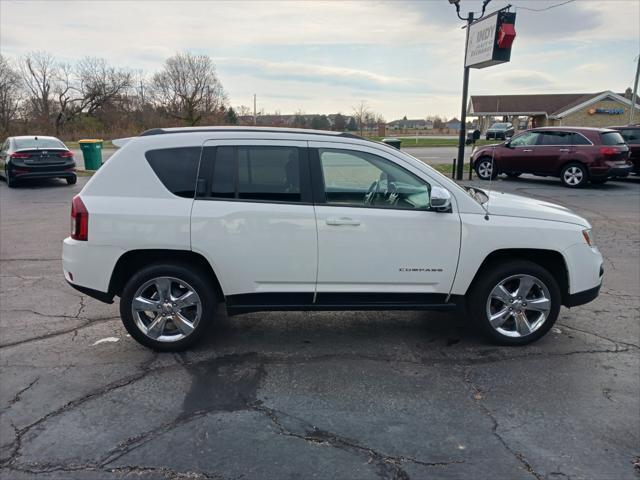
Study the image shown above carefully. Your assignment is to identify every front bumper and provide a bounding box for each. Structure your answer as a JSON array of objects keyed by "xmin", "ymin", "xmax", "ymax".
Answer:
[{"xmin": 566, "ymin": 283, "xmax": 601, "ymax": 307}]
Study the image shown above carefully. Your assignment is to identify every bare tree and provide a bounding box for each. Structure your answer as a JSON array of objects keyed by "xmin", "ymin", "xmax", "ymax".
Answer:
[
  {"xmin": 352, "ymin": 100, "xmax": 371, "ymax": 136},
  {"xmin": 20, "ymin": 51, "xmax": 57, "ymax": 126},
  {"xmin": 152, "ymin": 52, "xmax": 226, "ymax": 126},
  {"xmin": 0, "ymin": 55, "xmax": 22, "ymax": 134}
]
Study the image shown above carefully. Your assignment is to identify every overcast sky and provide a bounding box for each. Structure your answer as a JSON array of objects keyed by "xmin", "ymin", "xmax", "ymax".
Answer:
[{"xmin": 1, "ymin": 0, "xmax": 638, "ymax": 120}]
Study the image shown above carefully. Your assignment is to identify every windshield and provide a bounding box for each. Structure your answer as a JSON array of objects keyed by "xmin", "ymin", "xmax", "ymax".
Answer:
[
  {"xmin": 14, "ymin": 138, "xmax": 66, "ymax": 150},
  {"xmin": 490, "ymin": 123, "xmax": 509, "ymax": 130}
]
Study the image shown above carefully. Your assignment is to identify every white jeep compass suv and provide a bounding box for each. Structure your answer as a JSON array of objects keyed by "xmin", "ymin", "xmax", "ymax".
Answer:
[{"xmin": 62, "ymin": 127, "xmax": 603, "ymax": 351}]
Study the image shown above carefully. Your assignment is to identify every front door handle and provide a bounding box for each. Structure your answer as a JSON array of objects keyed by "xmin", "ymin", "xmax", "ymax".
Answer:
[
  {"xmin": 326, "ymin": 217, "xmax": 361, "ymax": 226},
  {"xmin": 523, "ymin": 149, "xmax": 533, "ymax": 152}
]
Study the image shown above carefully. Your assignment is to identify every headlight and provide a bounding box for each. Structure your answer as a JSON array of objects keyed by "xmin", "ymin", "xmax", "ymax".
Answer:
[{"xmin": 582, "ymin": 229, "xmax": 594, "ymax": 247}]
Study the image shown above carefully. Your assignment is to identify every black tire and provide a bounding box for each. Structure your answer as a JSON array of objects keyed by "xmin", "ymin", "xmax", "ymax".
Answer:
[
  {"xmin": 468, "ymin": 260, "xmax": 561, "ymax": 346},
  {"xmin": 5, "ymin": 167, "xmax": 16, "ymax": 188},
  {"xmin": 474, "ymin": 156, "xmax": 498, "ymax": 180},
  {"xmin": 560, "ymin": 162, "xmax": 588, "ymax": 188},
  {"xmin": 66, "ymin": 175, "xmax": 77, "ymax": 185},
  {"xmin": 590, "ymin": 177, "xmax": 608, "ymax": 185},
  {"xmin": 120, "ymin": 262, "xmax": 216, "ymax": 351},
  {"xmin": 505, "ymin": 172, "xmax": 522, "ymax": 178}
]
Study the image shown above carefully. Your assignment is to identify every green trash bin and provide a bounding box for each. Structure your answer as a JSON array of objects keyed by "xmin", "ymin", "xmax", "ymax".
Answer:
[{"xmin": 78, "ymin": 139, "xmax": 103, "ymax": 170}]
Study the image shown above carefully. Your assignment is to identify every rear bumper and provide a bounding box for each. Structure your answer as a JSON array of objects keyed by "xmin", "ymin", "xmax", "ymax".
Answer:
[{"xmin": 590, "ymin": 164, "xmax": 633, "ymax": 178}]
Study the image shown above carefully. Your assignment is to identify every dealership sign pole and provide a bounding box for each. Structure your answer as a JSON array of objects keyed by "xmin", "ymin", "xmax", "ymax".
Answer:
[{"xmin": 451, "ymin": 0, "xmax": 516, "ymax": 180}]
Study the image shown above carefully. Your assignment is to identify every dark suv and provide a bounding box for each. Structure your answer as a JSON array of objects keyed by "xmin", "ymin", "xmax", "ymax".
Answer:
[
  {"xmin": 472, "ymin": 127, "xmax": 632, "ymax": 187},
  {"xmin": 610, "ymin": 125, "xmax": 640, "ymax": 175}
]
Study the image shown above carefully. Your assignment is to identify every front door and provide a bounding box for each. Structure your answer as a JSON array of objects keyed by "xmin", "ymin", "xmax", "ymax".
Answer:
[
  {"xmin": 499, "ymin": 130, "xmax": 541, "ymax": 173},
  {"xmin": 309, "ymin": 142, "xmax": 461, "ymax": 305},
  {"xmin": 190, "ymin": 140, "xmax": 318, "ymax": 308}
]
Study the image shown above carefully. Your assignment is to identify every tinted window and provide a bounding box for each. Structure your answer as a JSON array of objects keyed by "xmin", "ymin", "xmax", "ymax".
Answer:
[
  {"xmin": 211, "ymin": 146, "xmax": 235, "ymax": 198},
  {"xmin": 601, "ymin": 132, "xmax": 626, "ymax": 146},
  {"xmin": 490, "ymin": 123, "xmax": 510, "ymax": 130},
  {"xmin": 509, "ymin": 131, "xmax": 540, "ymax": 147},
  {"xmin": 14, "ymin": 138, "xmax": 65, "ymax": 150},
  {"xmin": 538, "ymin": 131, "xmax": 571, "ymax": 145},
  {"xmin": 319, "ymin": 149, "xmax": 430, "ymax": 210},
  {"xmin": 209, "ymin": 146, "xmax": 302, "ymax": 203},
  {"xmin": 237, "ymin": 147, "xmax": 300, "ymax": 202},
  {"xmin": 619, "ymin": 128, "xmax": 640, "ymax": 144},
  {"xmin": 571, "ymin": 133, "xmax": 591, "ymax": 145},
  {"xmin": 145, "ymin": 147, "xmax": 201, "ymax": 198}
]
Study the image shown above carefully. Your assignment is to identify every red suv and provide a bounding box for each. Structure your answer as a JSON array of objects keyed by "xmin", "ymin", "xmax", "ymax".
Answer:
[
  {"xmin": 609, "ymin": 125, "xmax": 640, "ymax": 175},
  {"xmin": 471, "ymin": 127, "xmax": 632, "ymax": 187}
]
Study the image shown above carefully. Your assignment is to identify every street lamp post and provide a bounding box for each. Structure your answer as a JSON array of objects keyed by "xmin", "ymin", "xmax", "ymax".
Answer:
[{"xmin": 450, "ymin": 0, "xmax": 492, "ymax": 180}]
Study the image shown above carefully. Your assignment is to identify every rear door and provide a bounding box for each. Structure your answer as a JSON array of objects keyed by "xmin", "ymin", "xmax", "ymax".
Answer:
[
  {"xmin": 309, "ymin": 141, "xmax": 460, "ymax": 303},
  {"xmin": 190, "ymin": 140, "xmax": 318, "ymax": 306},
  {"xmin": 534, "ymin": 130, "xmax": 574, "ymax": 173}
]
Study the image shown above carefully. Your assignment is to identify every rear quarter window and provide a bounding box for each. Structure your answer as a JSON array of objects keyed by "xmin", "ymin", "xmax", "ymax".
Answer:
[
  {"xmin": 600, "ymin": 132, "xmax": 625, "ymax": 146},
  {"xmin": 145, "ymin": 147, "xmax": 201, "ymax": 198}
]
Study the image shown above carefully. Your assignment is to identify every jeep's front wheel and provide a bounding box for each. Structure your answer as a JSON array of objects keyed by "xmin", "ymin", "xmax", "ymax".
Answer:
[
  {"xmin": 120, "ymin": 263, "xmax": 216, "ymax": 351},
  {"xmin": 469, "ymin": 261, "xmax": 561, "ymax": 345}
]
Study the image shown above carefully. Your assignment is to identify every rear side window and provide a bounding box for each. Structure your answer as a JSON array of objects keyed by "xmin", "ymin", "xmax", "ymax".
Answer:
[
  {"xmin": 619, "ymin": 129, "xmax": 640, "ymax": 144},
  {"xmin": 145, "ymin": 147, "xmax": 201, "ymax": 198},
  {"xmin": 600, "ymin": 132, "xmax": 625, "ymax": 146},
  {"xmin": 209, "ymin": 146, "xmax": 303, "ymax": 203},
  {"xmin": 570, "ymin": 133, "xmax": 591, "ymax": 145},
  {"xmin": 538, "ymin": 131, "xmax": 571, "ymax": 145}
]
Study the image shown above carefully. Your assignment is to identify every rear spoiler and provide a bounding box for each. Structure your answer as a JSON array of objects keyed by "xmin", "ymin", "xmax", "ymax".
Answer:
[{"xmin": 111, "ymin": 137, "xmax": 133, "ymax": 148}]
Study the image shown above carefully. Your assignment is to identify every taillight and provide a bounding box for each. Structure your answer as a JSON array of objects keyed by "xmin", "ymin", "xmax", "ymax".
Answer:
[
  {"xmin": 10, "ymin": 152, "xmax": 30, "ymax": 159},
  {"xmin": 71, "ymin": 195, "xmax": 88, "ymax": 241},
  {"xmin": 59, "ymin": 150, "xmax": 74, "ymax": 158},
  {"xmin": 599, "ymin": 147, "xmax": 619, "ymax": 156}
]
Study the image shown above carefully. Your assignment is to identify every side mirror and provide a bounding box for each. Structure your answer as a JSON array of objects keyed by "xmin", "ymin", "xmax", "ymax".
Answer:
[
  {"xmin": 430, "ymin": 186, "xmax": 452, "ymax": 212},
  {"xmin": 505, "ymin": 139, "xmax": 512, "ymax": 148}
]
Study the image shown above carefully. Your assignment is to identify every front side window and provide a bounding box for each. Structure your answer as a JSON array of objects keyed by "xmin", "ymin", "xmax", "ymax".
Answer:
[
  {"xmin": 509, "ymin": 131, "xmax": 540, "ymax": 147},
  {"xmin": 319, "ymin": 149, "xmax": 430, "ymax": 210},
  {"xmin": 537, "ymin": 131, "xmax": 571, "ymax": 146},
  {"xmin": 145, "ymin": 147, "xmax": 201, "ymax": 198},
  {"xmin": 210, "ymin": 146, "xmax": 302, "ymax": 203}
]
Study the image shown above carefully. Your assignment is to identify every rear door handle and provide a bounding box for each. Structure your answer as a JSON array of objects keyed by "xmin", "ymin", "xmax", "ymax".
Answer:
[
  {"xmin": 326, "ymin": 217, "xmax": 361, "ymax": 226},
  {"xmin": 523, "ymin": 149, "xmax": 533, "ymax": 152},
  {"xmin": 559, "ymin": 148, "xmax": 570, "ymax": 152}
]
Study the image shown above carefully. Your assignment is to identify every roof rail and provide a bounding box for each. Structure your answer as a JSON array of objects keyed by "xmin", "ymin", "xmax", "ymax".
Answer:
[{"xmin": 138, "ymin": 127, "xmax": 365, "ymax": 140}]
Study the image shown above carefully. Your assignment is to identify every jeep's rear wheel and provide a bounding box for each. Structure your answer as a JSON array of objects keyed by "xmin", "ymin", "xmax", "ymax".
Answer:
[
  {"xmin": 475, "ymin": 157, "xmax": 498, "ymax": 180},
  {"xmin": 120, "ymin": 263, "xmax": 215, "ymax": 351},
  {"xmin": 469, "ymin": 261, "xmax": 560, "ymax": 345}
]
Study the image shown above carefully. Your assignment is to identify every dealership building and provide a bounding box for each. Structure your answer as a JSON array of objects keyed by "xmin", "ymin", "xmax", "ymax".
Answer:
[{"xmin": 469, "ymin": 90, "xmax": 638, "ymax": 132}]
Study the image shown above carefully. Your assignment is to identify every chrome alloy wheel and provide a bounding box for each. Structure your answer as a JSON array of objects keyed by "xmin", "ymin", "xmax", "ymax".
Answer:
[
  {"xmin": 131, "ymin": 276, "xmax": 202, "ymax": 342},
  {"xmin": 477, "ymin": 160, "xmax": 493, "ymax": 179},
  {"xmin": 485, "ymin": 274, "xmax": 551, "ymax": 338},
  {"xmin": 563, "ymin": 166, "xmax": 584, "ymax": 186}
]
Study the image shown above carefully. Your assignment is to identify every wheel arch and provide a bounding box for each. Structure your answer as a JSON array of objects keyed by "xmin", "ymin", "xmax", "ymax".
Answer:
[
  {"xmin": 108, "ymin": 249, "xmax": 224, "ymax": 300},
  {"xmin": 466, "ymin": 248, "xmax": 570, "ymax": 304}
]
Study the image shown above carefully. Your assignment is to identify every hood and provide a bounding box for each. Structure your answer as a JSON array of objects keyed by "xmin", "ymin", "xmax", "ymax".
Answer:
[{"xmin": 483, "ymin": 190, "xmax": 590, "ymax": 227}]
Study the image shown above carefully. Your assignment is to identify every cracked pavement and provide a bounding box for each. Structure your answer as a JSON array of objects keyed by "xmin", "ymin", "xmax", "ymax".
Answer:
[{"xmin": 0, "ymin": 175, "xmax": 638, "ymax": 480}]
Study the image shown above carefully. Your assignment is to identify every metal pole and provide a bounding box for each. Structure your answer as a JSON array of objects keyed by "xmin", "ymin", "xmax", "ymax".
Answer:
[
  {"xmin": 630, "ymin": 54, "xmax": 639, "ymax": 124},
  {"xmin": 253, "ymin": 94, "xmax": 257, "ymax": 126},
  {"xmin": 456, "ymin": 12, "xmax": 473, "ymax": 181}
]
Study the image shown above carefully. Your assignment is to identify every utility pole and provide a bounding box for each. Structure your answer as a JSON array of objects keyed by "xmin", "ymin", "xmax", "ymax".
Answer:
[
  {"xmin": 630, "ymin": 54, "xmax": 639, "ymax": 124},
  {"xmin": 450, "ymin": 0, "xmax": 492, "ymax": 180},
  {"xmin": 253, "ymin": 94, "xmax": 257, "ymax": 126}
]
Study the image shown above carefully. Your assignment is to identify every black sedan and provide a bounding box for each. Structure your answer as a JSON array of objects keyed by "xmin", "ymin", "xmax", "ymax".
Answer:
[
  {"xmin": 1, "ymin": 136, "xmax": 77, "ymax": 188},
  {"xmin": 485, "ymin": 122, "xmax": 515, "ymax": 140}
]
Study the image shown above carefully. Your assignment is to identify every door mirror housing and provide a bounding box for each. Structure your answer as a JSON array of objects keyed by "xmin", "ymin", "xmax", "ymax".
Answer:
[
  {"xmin": 504, "ymin": 139, "xmax": 512, "ymax": 148},
  {"xmin": 430, "ymin": 186, "xmax": 452, "ymax": 212}
]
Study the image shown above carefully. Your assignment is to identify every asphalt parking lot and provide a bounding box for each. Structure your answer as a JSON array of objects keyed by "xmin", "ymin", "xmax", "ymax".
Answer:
[{"xmin": 0, "ymin": 173, "xmax": 638, "ymax": 480}]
